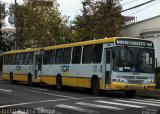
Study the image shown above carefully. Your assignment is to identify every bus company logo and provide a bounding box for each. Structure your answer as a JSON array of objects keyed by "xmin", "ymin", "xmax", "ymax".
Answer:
[
  {"xmin": 61, "ymin": 65, "xmax": 69, "ymax": 72},
  {"xmin": 16, "ymin": 66, "xmax": 21, "ymax": 71},
  {"xmin": 142, "ymin": 107, "xmax": 159, "ymax": 114},
  {"xmin": 93, "ymin": 65, "xmax": 98, "ymax": 72}
]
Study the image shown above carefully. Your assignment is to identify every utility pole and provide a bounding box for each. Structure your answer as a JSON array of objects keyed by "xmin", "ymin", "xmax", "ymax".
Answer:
[{"xmin": 14, "ymin": 0, "xmax": 17, "ymax": 50}]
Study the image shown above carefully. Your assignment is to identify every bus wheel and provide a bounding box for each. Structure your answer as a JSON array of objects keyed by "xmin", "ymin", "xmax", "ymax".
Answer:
[
  {"xmin": 56, "ymin": 75, "xmax": 62, "ymax": 91},
  {"xmin": 125, "ymin": 90, "xmax": 136, "ymax": 97},
  {"xmin": 28, "ymin": 74, "xmax": 32, "ymax": 86},
  {"xmin": 92, "ymin": 78, "xmax": 100, "ymax": 95},
  {"xmin": 10, "ymin": 73, "xmax": 18, "ymax": 84}
]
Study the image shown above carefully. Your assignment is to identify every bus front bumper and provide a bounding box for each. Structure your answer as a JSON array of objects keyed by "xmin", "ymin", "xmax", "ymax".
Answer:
[{"xmin": 110, "ymin": 82, "xmax": 156, "ymax": 91}]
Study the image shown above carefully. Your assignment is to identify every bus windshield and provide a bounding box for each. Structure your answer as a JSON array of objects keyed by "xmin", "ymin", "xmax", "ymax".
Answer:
[{"xmin": 113, "ymin": 46, "xmax": 154, "ymax": 73}]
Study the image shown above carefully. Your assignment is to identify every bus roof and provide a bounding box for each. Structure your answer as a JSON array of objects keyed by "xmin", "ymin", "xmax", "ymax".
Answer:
[
  {"xmin": 44, "ymin": 37, "xmax": 116, "ymax": 50},
  {"xmin": 4, "ymin": 48, "xmax": 40, "ymax": 55},
  {"xmin": 3, "ymin": 37, "xmax": 149, "ymax": 54}
]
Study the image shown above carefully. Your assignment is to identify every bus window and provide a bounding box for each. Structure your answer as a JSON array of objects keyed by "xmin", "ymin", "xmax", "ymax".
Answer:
[
  {"xmin": 106, "ymin": 50, "xmax": 111, "ymax": 63},
  {"xmin": 8, "ymin": 55, "xmax": 10, "ymax": 65},
  {"xmin": 16, "ymin": 54, "xmax": 21, "ymax": 65},
  {"xmin": 82, "ymin": 45, "xmax": 93, "ymax": 64},
  {"xmin": 29, "ymin": 52, "xmax": 34, "ymax": 65},
  {"xmin": 0, "ymin": 55, "xmax": 3, "ymax": 72},
  {"xmin": 72, "ymin": 46, "xmax": 82, "ymax": 64},
  {"xmin": 50, "ymin": 50, "xmax": 55, "ymax": 64},
  {"xmin": 12, "ymin": 54, "xmax": 16, "ymax": 65},
  {"xmin": 63, "ymin": 48, "xmax": 71, "ymax": 64},
  {"xmin": 93, "ymin": 44, "xmax": 103, "ymax": 63},
  {"xmin": 4, "ymin": 55, "xmax": 7, "ymax": 65},
  {"xmin": 25, "ymin": 53, "xmax": 30, "ymax": 65},
  {"xmin": 20, "ymin": 53, "xmax": 25, "ymax": 65},
  {"xmin": 43, "ymin": 51, "xmax": 50, "ymax": 65},
  {"xmin": 55, "ymin": 49, "xmax": 63, "ymax": 64}
]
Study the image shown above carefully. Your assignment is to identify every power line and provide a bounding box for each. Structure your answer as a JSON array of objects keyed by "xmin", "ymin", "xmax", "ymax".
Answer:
[
  {"xmin": 121, "ymin": 0, "xmax": 140, "ymax": 6},
  {"xmin": 121, "ymin": 0, "xmax": 156, "ymax": 13},
  {"xmin": 128, "ymin": 0, "xmax": 160, "ymax": 16}
]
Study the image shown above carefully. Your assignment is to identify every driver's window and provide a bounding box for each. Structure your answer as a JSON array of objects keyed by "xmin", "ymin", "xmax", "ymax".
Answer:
[{"xmin": 106, "ymin": 50, "xmax": 111, "ymax": 64}]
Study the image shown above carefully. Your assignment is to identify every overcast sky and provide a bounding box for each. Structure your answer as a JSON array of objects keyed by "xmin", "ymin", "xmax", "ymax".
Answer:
[{"xmin": 1, "ymin": 0, "xmax": 160, "ymax": 25}]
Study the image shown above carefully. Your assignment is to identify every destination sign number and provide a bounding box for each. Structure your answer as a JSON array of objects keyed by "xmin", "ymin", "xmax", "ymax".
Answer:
[{"xmin": 116, "ymin": 39, "xmax": 153, "ymax": 47}]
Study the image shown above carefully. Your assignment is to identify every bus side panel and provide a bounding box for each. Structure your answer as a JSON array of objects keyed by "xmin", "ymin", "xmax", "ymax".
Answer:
[
  {"xmin": 13, "ymin": 74, "xmax": 28, "ymax": 81},
  {"xmin": 62, "ymin": 76, "xmax": 70, "ymax": 86},
  {"xmin": 77, "ymin": 77, "xmax": 91, "ymax": 88},
  {"xmin": 40, "ymin": 75, "xmax": 56, "ymax": 85},
  {"xmin": 2, "ymin": 73, "xmax": 10, "ymax": 80},
  {"xmin": 2, "ymin": 65, "xmax": 15, "ymax": 80},
  {"xmin": 41, "ymin": 65, "xmax": 56, "ymax": 85},
  {"xmin": 77, "ymin": 64, "xmax": 102, "ymax": 88}
]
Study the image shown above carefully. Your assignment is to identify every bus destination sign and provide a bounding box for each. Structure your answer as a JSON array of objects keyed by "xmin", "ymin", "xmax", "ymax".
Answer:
[{"xmin": 116, "ymin": 39, "xmax": 153, "ymax": 47}]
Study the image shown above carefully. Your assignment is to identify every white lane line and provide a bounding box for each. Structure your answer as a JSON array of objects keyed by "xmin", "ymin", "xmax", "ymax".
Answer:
[
  {"xmin": 75, "ymin": 102, "xmax": 124, "ymax": 110},
  {"xmin": 0, "ymin": 89, "xmax": 12, "ymax": 92},
  {"xmin": 129, "ymin": 99, "xmax": 160, "ymax": 104},
  {"xmin": 32, "ymin": 87, "xmax": 48, "ymax": 91},
  {"xmin": 0, "ymin": 99, "xmax": 68, "ymax": 108},
  {"xmin": 24, "ymin": 89, "xmax": 77, "ymax": 99},
  {"xmin": 94, "ymin": 100, "xmax": 145, "ymax": 108},
  {"xmin": 56, "ymin": 104, "xmax": 100, "ymax": 114},
  {"xmin": 145, "ymin": 99, "xmax": 160, "ymax": 102},
  {"xmin": 113, "ymin": 99, "xmax": 160, "ymax": 107}
]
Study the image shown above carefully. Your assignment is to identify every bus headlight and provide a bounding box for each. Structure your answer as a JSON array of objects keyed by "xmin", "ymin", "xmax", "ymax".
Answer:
[
  {"xmin": 143, "ymin": 79, "xmax": 155, "ymax": 84},
  {"xmin": 112, "ymin": 78, "xmax": 128, "ymax": 83}
]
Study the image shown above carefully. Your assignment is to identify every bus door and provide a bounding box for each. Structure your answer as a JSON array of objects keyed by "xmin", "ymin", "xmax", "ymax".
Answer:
[
  {"xmin": 102, "ymin": 44, "xmax": 113, "ymax": 89},
  {"xmin": 34, "ymin": 53, "xmax": 43, "ymax": 78}
]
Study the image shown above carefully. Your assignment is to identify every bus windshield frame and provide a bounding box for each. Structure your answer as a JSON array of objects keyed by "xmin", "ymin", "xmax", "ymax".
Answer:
[{"xmin": 113, "ymin": 46, "xmax": 155, "ymax": 73}]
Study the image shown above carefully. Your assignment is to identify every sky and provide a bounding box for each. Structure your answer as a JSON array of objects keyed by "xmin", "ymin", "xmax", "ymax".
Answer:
[{"xmin": 1, "ymin": 0, "xmax": 160, "ymax": 26}]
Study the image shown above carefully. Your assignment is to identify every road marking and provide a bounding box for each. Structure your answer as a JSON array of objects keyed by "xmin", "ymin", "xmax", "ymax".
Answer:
[
  {"xmin": 146, "ymin": 99, "xmax": 160, "ymax": 102},
  {"xmin": 32, "ymin": 87, "xmax": 48, "ymax": 91},
  {"xmin": 130, "ymin": 99, "xmax": 160, "ymax": 104},
  {"xmin": 113, "ymin": 99, "xmax": 160, "ymax": 107},
  {"xmin": 0, "ymin": 89, "xmax": 12, "ymax": 92},
  {"xmin": 94, "ymin": 100, "xmax": 145, "ymax": 108},
  {"xmin": 24, "ymin": 89, "xmax": 77, "ymax": 99},
  {"xmin": 12, "ymin": 111, "xmax": 27, "ymax": 114},
  {"xmin": 0, "ymin": 99, "xmax": 68, "ymax": 108},
  {"xmin": 75, "ymin": 102, "xmax": 124, "ymax": 110},
  {"xmin": 56, "ymin": 104, "xmax": 100, "ymax": 114},
  {"xmin": 35, "ymin": 107, "xmax": 55, "ymax": 114}
]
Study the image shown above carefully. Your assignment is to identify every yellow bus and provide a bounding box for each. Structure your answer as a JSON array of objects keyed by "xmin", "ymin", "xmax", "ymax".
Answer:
[{"xmin": 1, "ymin": 37, "xmax": 156, "ymax": 96}]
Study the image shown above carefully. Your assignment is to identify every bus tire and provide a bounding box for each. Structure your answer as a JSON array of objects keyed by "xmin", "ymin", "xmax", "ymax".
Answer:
[
  {"xmin": 125, "ymin": 90, "xmax": 136, "ymax": 97},
  {"xmin": 28, "ymin": 73, "xmax": 32, "ymax": 86},
  {"xmin": 10, "ymin": 73, "xmax": 18, "ymax": 84},
  {"xmin": 56, "ymin": 75, "xmax": 62, "ymax": 91},
  {"xmin": 92, "ymin": 77, "xmax": 100, "ymax": 95}
]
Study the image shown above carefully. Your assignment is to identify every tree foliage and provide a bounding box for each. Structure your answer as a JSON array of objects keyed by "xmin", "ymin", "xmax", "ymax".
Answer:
[
  {"xmin": 0, "ymin": 1, "xmax": 5, "ymax": 20},
  {"xmin": 11, "ymin": 0, "xmax": 73, "ymax": 49},
  {"xmin": 0, "ymin": 1, "xmax": 11, "ymax": 52},
  {"xmin": 73, "ymin": 0, "xmax": 125, "ymax": 41}
]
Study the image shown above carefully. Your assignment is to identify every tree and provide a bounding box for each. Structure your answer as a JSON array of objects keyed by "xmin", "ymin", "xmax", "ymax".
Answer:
[
  {"xmin": 10, "ymin": 0, "xmax": 73, "ymax": 49},
  {"xmin": 73, "ymin": 0, "xmax": 125, "ymax": 41},
  {"xmin": 0, "ymin": 1, "xmax": 5, "ymax": 42},
  {"xmin": 0, "ymin": 1, "xmax": 10, "ymax": 52}
]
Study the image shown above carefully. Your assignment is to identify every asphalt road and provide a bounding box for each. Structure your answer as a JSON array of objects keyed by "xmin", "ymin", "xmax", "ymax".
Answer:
[{"xmin": 0, "ymin": 79, "xmax": 160, "ymax": 114}]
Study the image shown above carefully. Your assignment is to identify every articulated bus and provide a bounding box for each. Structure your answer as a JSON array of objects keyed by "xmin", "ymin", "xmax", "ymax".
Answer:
[{"xmin": 1, "ymin": 37, "xmax": 156, "ymax": 96}]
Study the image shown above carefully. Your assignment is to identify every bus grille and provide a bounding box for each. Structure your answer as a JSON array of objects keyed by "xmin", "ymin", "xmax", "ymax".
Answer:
[{"xmin": 127, "ymin": 79, "xmax": 144, "ymax": 84}]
